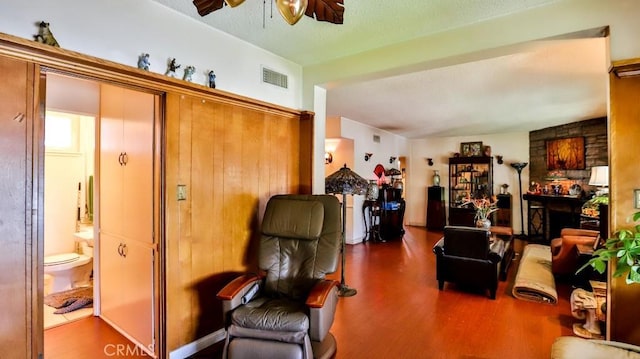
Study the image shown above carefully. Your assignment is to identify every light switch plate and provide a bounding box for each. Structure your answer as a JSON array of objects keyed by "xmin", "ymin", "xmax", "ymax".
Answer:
[
  {"xmin": 635, "ymin": 189, "xmax": 640, "ymax": 209},
  {"xmin": 177, "ymin": 185, "xmax": 187, "ymax": 201}
]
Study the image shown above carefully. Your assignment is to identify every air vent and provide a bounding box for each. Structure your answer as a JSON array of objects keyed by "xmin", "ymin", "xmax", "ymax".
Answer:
[
  {"xmin": 373, "ymin": 135, "xmax": 381, "ymax": 143},
  {"xmin": 262, "ymin": 67, "xmax": 288, "ymax": 89}
]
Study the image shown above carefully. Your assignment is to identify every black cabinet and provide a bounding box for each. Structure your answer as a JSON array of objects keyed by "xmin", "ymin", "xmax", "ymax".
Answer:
[
  {"xmin": 426, "ymin": 186, "xmax": 446, "ymax": 230},
  {"xmin": 493, "ymin": 193, "xmax": 512, "ymax": 228},
  {"xmin": 448, "ymin": 156, "xmax": 493, "ymax": 226}
]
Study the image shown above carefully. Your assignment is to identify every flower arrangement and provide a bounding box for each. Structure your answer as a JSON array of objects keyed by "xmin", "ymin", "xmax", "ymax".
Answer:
[{"xmin": 462, "ymin": 196, "xmax": 498, "ymax": 224}]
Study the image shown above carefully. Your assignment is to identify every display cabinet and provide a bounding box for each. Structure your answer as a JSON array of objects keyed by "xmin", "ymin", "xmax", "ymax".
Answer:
[{"xmin": 448, "ymin": 156, "xmax": 493, "ymax": 226}]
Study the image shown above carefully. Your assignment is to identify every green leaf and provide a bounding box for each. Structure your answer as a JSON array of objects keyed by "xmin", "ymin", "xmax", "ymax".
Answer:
[
  {"xmin": 593, "ymin": 260, "xmax": 606, "ymax": 273},
  {"xmin": 627, "ymin": 269, "xmax": 640, "ymax": 284}
]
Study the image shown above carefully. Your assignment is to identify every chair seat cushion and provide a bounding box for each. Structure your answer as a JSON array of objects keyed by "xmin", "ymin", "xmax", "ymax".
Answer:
[{"xmin": 232, "ymin": 297, "xmax": 309, "ymax": 332}]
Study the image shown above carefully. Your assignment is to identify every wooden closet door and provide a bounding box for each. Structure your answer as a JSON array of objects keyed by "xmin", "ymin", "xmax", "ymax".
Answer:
[
  {"xmin": 122, "ymin": 89, "xmax": 154, "ymax": 244},
  {"xmin": 99, "ymin": 83, "xmax": 156, "ymax": 356},
  {"xmin": 99, "ymin": 84, "xmax": 124, "ymax": 237},
  {"xmin": 0, "ymin": 56, "xmax": 38, "ymax": 358}
]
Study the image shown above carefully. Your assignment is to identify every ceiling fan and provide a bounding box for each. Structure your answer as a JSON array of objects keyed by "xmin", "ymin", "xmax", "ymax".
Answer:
[{"xmin": 192, "ymin": 0, "xmax": 344, "ymax": 25}]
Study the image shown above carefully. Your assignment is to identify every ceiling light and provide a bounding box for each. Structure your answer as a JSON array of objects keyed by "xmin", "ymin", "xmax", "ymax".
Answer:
[
  {"xmin": 192, "ymin": 0, "xmax": 344, "ymax": 25},
  {"xmin": 276, "ymin": 0, "xmax": 308, "ymax": 25},
  {"xmin": 224, "ymin": 0, "xmax": 245, "ymax": 7}
]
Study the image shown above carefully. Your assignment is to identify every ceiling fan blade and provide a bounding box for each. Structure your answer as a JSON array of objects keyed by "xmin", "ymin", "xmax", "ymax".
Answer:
[
  {"xmin": 305, "ymin": 0, "xmax": 344, "ymax": 24},
  {"xmin": 193, "ymin": 0, "xmax": 224, "ymax": 16}
]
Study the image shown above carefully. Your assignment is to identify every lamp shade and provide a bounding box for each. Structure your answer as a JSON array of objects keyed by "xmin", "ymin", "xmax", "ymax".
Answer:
[
  {"xmin": 325, "ymin": 164, "xmax": 368, "ymax": 195},
  {"xmin": 589, "ymin": 166, "xmax": 609, "ymax": 187}
]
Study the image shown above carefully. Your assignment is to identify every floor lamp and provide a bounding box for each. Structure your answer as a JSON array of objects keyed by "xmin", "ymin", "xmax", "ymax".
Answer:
[
  {"xmin": 325, "ymin": 164, "xmax": 368, "ymax": 297},
  {"xmin": 510, "ymin": 162, "xmax": 528, "ymax": 238}
]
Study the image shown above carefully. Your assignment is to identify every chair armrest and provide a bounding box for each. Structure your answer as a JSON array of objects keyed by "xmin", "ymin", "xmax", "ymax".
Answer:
[
  {"xmin": 217, "ymin": 274, "xmax": 263, "ymax": 323},
  {"xmin": 306, "ymin": 279, "xmax": 339, "ymax": 308},
  {"xmin": 560, "ymin": 228, "xmax": 599, "ymax": 238},
  {"xmin": 432, "ymin": 238, "xmax": 445, "ymax": 255},
  {"xmin": 488, "ymin": 239, "xmax": 505, "ymax": 263},
  {"xmin": 217, "ymin": 273, "xmax": 262, "ymax": 300},
  {"xmin": 550, "ymin": 237, "xmax": 563, "ymax": 255},
  {"xmin": 307, "ymin": 280, "xmax": 339, "ymax": 342}
]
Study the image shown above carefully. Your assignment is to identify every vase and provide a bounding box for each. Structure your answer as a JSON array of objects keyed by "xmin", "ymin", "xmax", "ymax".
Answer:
[
  {"xmin": 366, "ymin": 180, "xmax": 379, "ymax": 201},
  {"xmin": 476, "ymin": 218, "xmax": 491, "ymax": 229},
  {"xmin": 433, "ymin": 170, "xmax": 441, "ymax": 187}
]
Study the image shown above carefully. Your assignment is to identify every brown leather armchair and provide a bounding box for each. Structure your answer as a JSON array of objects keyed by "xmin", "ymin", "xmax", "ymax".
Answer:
[
  {"xmin": 433, "ymin": 226, "xmax": 505, "ymax": 299},
  {"xmin": 550, "ymin": 228, "xmax": 600, "ymax": 276},
  {"xmin": 216, "ymin": 194, "xmax": 341, "ymax": 359}
]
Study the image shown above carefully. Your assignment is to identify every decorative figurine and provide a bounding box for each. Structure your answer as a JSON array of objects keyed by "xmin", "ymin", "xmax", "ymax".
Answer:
[
  {"xmin": 183, "ymin": 65, "xmax": 195, "ymax": 82},
  {"xmin": 208, "ymin": 70, "xmax": 216, "ymax": 89},
  {"xmin": 137, "ymin": 53, "xmax": 150, "ymax": 71},
  {"xmin": 166, "ymin": 58, "xmax": 181, "ymax": 77},
  {"xmin": 33, "ymin": 21, "xmax": 59, "ymax": 47}
]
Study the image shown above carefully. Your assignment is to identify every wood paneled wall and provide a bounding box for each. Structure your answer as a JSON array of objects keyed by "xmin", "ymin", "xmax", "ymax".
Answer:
[
  {"xmin": 0, "ymin": 56, "xmax": 41, "ymax": 359},
  {"xmin": 0, "ymin": 32, "xmax": 314, "ymax": 357},
  {"xmin": 608, "ymin": 64, "xmax": 640, "ymax": 345},
  {"xmin": 164, "ymin": 92, "xmax": 312, "ymax": 350}
]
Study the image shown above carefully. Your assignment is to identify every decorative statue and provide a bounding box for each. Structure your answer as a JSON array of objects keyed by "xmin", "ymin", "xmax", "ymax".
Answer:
[
  {"xmin": 137, "ymin": 53, "xmax": 150, "ymax": 71},
  {"xmin": 33, "ymin": 21, "xmax": 59, "ymax": 47},
  {"xmin": 183, "ymin": 66, "xmax": 196, "ymax": 82},
  {"xmin": 208, "ymin": 70, "xmax": 216, "ymax": 89},
  {"xmin": 165, "ymin": 58, "xmax": 181, "ymax": 77},
  {"xmin": 570, "ymin": 288, "xmax": 602, "ymax": 338}
]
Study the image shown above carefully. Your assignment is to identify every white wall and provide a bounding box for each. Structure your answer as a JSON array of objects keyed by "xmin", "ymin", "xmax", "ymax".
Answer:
[
  {"xmin": 304, "ymin": 0, "xmax": 640, "ymax": 194},
  {"xmin": 0, "ymin": 0, "xmax": 302, "ymax": 109},
  {"xmin": 329, "ymin": 117, "xmax": 408, "ymax": 243},
  {"xmin": 407, "ymin": 132, "xmax": 530, "ymax": 234}
]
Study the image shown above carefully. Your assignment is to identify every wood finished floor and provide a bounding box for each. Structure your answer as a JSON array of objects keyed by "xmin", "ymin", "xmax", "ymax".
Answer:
[{"xmin": 45, "ymin": 226, "xmax": 574, "ymax": 358}]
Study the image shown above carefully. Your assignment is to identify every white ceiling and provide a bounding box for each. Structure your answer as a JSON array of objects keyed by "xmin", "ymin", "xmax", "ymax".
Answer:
[{"xmin": 150, "ymin": 0, "xmax": 608, "ymax": 138}]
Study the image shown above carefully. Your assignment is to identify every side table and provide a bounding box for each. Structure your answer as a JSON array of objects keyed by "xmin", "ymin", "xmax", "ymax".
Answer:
[
  {"xmin": 490, "ymin": 226, "xmax": 514, "ymax": 281},
  {"xmin": 363, "ymin": 200, "xmax": 382, "ymax": 242}
]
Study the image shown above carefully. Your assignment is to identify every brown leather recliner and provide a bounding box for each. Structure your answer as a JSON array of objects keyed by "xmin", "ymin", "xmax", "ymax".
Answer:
[
  {"xmin": 550, "ymin": 228, "xmax": 600, "ymax": 276},
  {"xmin": 216, "ymin": 194, "xmax": 341, "ymax": 359},
  {"xmin": 433, "ymin": 226, "xmax": 505, "ymax": 299}
]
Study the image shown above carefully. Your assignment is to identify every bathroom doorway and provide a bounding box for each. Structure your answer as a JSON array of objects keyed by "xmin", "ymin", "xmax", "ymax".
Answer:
[
  {"xmin": 42, "ymin": 73, "xmax": 99, "ymax": 329},
  {"xmin": 42, "ymin": 72, "xmax": 160, "ymax": 357}
]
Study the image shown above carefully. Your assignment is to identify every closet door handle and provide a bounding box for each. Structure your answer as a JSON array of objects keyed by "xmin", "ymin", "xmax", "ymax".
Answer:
[
  {"xmin": 121, "ymin": 243, "xmax": 128, "ymax": 258},
  {"xmin": 117, "ymin": 243, "xmax": 124, "ymax": 257},
  {"xmin": 122, "ymin": 152, "xmax": 128, "ymax": 166},
  {"xmin": 118, "ymin": 152, "xmax": 124, "ymax": 166},
  {"xmin": 12, "ymin": 113, "xmax": 25, "ymax": 123}
]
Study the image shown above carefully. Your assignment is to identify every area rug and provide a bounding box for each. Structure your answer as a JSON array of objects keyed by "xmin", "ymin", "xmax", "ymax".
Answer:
[
  {"xmin": 44, "ymin": 286, "xmax": 93, "ymax": 314},
  {"xmin": 512, "ymin": 244, "xmax": 558, "ymax": 305}
]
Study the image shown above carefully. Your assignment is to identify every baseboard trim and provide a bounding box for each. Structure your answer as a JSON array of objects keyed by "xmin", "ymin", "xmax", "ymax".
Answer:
[{"xmin": 169, "ymin": 329, "xmax": 226, "ymax": 359}]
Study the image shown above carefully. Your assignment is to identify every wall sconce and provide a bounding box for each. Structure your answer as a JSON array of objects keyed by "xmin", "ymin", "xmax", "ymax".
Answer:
[
  {"xmin": 389, "ymin": 156, "xmax": 397, "ymax": 164},
  {"xmin": 364, "ymin": 153, "xmax": 373, "ymax": 161},
  {"xmin": 496, "ymin": 155, "xmax": 504, "ymax": 165},
  {"xmin": 325, "ymin": 152, "xmax": 333, "ymax": 164},
  {"xmin": 426, "ymin": 158, "xmax": 433, "ymax": 166}
]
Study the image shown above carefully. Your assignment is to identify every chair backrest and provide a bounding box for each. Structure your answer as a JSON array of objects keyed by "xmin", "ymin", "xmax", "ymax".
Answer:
[
  {"xmin": 259, "ymin": 194, "xmax": 341, "ymax": 300},
  {"xmin": 443, "ymin": 225, "xmax": 490, "ymax": 260}
]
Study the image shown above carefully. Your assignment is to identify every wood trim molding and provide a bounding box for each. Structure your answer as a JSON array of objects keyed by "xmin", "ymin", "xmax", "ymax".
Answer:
[{"xmin": 0, "ymin": 32, "xmax": 309, "ymax": 118}]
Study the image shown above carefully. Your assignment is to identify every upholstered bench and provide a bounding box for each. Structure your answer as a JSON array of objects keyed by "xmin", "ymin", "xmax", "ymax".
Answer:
[{"xmin": 490, "ymin": 226, "xmax": 514, "ymax": 281}]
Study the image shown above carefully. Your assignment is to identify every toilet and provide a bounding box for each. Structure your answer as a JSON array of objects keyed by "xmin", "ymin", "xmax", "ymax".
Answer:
[{"xmin": 44, "ymin": 232, "xmax": 94, "ymax": 296}]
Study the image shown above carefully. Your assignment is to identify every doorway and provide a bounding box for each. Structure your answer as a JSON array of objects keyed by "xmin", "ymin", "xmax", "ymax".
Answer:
[{"xmin": 41, "ymin": 72, "xmax": 160, "ymax": 357}]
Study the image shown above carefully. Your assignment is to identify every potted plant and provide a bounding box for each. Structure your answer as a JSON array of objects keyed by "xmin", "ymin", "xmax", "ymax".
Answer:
[
  {"xmin": 463, "ymin": 197, "xmax": 498, "ymax": 229},
  {"xmin": 578, "ymin": 210, "xmax": 640, "ymax": 284}
]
